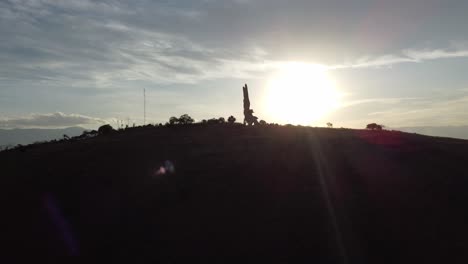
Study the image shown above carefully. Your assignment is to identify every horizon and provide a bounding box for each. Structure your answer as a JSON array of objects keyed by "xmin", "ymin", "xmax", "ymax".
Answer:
[
  {"xmin": 3, "ymin": 123, "xmax": 468, "ymax": 148},
  {"xmin": 2, "ymin": 1, "xmax": 468, "ymax": 130}
]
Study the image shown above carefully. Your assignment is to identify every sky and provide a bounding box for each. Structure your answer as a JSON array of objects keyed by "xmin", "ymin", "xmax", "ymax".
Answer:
[{"xmin": 2, "ymin": 0, "xmax": 468, "ymax": 130}]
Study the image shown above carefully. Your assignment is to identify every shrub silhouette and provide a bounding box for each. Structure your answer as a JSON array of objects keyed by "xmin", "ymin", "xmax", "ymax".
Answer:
[
  {"xmin": 259, "ymin": 120, "xmax": 267, "ymax": 125},
  {"xmin": 366, "ymin": 123, "xmax": 383, "ymax": 130},
  {"xmin": 207, "ymin": 118, "xmax": 219, "ymax": 124},
  {"xmin": 169, "ymin": 116, "xmax": 179, "ymax": 125},
  {"xmin": 218, "ymin": 117, "xmax": 225, "ymax": 124},
  {"xmin": 98, "ymin": 124, "xmax": 114, "ymax": 135},
  {"xmin": 178, "ymin": 114, "xmax": 194, "ymax": 125},
  {"xmin": 228, "ymin": 115, "xmax": 236, "ymax": 124},
  {"xmin": 79, "ymin": 130, "xmax": 98, "ymax": 139}
]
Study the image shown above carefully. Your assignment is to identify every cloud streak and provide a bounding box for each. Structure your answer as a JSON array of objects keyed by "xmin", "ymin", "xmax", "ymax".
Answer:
[
  {"xmin": 340, "ymin": 97, "xmax": 421, "ymax": 108},
  {"xmin": 331, "ymin": 48, "xmax": 468, "ymax": 69}
]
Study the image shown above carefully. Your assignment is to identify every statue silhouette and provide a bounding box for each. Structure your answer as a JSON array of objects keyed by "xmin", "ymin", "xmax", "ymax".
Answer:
[{"xmin": 242, "ymin": 84, "xmax": 259, "ymax": 126}]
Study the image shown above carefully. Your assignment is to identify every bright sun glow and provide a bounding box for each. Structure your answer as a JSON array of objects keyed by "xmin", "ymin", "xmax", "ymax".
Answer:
[{"xmin": 263, "ymin": 62, "xmax": 340, "ymax": 125}]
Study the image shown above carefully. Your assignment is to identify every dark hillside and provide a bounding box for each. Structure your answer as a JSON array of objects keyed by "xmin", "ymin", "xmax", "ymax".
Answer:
[{"xmin": 2, "ymin": 125, "xmax": 468, "ymax": 262}]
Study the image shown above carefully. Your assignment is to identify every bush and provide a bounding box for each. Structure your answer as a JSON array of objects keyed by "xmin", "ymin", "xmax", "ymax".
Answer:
[
  {"xmin": 259, "ymin": 120, "xmax": 267, "ymax": 125},
  {"xmin": 207, "ymin": 118, "xmax": 219, "ymax": 125},
  {"xmin": 98, "ymin": 124, "xmax": 114, "ymax": 135},
  {"xmin": 228, "ymin": 115, "xmax": 236, "ymax": 124},
  {"xmin": 80, "ymin": 130, "xmax": 98, "ymax": 139}
]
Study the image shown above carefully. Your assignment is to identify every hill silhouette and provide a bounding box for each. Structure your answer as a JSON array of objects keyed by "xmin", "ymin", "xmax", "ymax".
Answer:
[{"xmin": 2, "ymin": 124, "xmax": 468, "ymax": 262}]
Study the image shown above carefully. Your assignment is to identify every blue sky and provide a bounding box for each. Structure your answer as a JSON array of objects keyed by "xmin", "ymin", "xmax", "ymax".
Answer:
[{"xmin": 1, "ymin": 0, "xmax": 468, "ymax": 129}]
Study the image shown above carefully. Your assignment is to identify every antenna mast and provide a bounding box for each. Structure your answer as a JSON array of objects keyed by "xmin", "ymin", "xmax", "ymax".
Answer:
[{"xmin": 143, "ymin": 88, "xmax": 146, "ymax": 125}]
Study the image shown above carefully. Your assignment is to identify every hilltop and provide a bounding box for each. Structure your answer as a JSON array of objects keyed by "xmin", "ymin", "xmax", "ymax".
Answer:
[{"xmin": 2, "ymin": 124, "xmax": 468, "ymax": 262}]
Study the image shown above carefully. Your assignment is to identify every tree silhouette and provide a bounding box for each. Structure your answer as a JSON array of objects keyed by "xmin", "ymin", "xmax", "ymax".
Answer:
[
  {"xmin": 169, "ymin": 116, "xmax": 179, "ymax": 125},
  {"xmin": 178, "ymin": 114, "xmax": 194, "ymax": 125},
  {"xmin": 228, "ymin": 115, "xmax": 236, "ymax": 124},
  {"xmin": 259, "ymin": 120, "xmax": 267, "ymax": 125},
  {"xmin": 366, "ymin": 123, "xmax": 383, "ymax": 130},
  {"xmin": 218, "ymin": 117, "xmax": 225, "ymax": 124},
  {"xmin": 327, "ymin": 122, "xmax": 333, "ymax": 128},
  {"xmin": 98, "ymin": 124, "xmax": 114, "ymax": 135}
]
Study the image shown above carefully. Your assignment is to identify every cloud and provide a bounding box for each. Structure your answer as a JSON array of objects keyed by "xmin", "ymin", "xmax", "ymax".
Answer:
[
  {"xmin": 0, "ymin": 112, "xmax": 106, "ymax": 128},
  {"xmin": 403, "ymin": 48, "xmax": 468, "ymax": 60},
  {"xmin": 2, "ymin": 0, "xmax": 468, "ymax": 88},
  {"xmin": 331, "ymin": 48, "xmax": 468, "ymax": 69},
  {"xmin": 340, "ymin": 97, "xmax": 420, "ymax": 108},
  {"xmin": 0, "ymin": 0, "xmax": 275, "ymax": 87}
]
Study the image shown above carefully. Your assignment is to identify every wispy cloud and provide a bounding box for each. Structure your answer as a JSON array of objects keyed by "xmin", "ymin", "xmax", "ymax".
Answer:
[
  {"xmin": 404, "ymin": 48, "xmax": 468, "ymax": 60},
  {"xmin": 331, "ymin": 48, "xmax": 468, "ymax": 69},
  {"xmin": 340, "ymin": 97, "xmax": 420, "ymax": 108},
  {"xmin": 0, "ymin": 112, "xmax": 105, "ymax": 129},
  {"xmin": 0, "ymin": 0, "xmax": 273, "ymax": 87}
]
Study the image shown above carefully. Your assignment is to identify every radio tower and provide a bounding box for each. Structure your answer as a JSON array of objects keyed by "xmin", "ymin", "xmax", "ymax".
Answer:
[{"xmin": 143, "ymin": 88, "xmax": 146, "ymax": 125}]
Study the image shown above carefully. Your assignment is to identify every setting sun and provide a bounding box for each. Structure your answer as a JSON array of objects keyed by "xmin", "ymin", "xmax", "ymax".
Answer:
[{"xmin": 263, "ymin": 62, "xmax": 340, "ymax": 126}]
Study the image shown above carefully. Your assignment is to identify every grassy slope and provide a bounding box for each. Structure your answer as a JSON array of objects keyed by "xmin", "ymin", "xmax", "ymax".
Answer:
[{"xmin": 2, "ymin": 125, "xmax": 468, "ymax": 261}]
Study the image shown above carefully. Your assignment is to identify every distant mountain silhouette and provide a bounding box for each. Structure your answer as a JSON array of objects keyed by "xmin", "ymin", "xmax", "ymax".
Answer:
[
  {"xmin": 397, "ymin": 125, "xmax": 468, "ymax": 139},
  {"xmin": 0, "ymin": 127, "xmax": 84, "ymax": 147}
]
